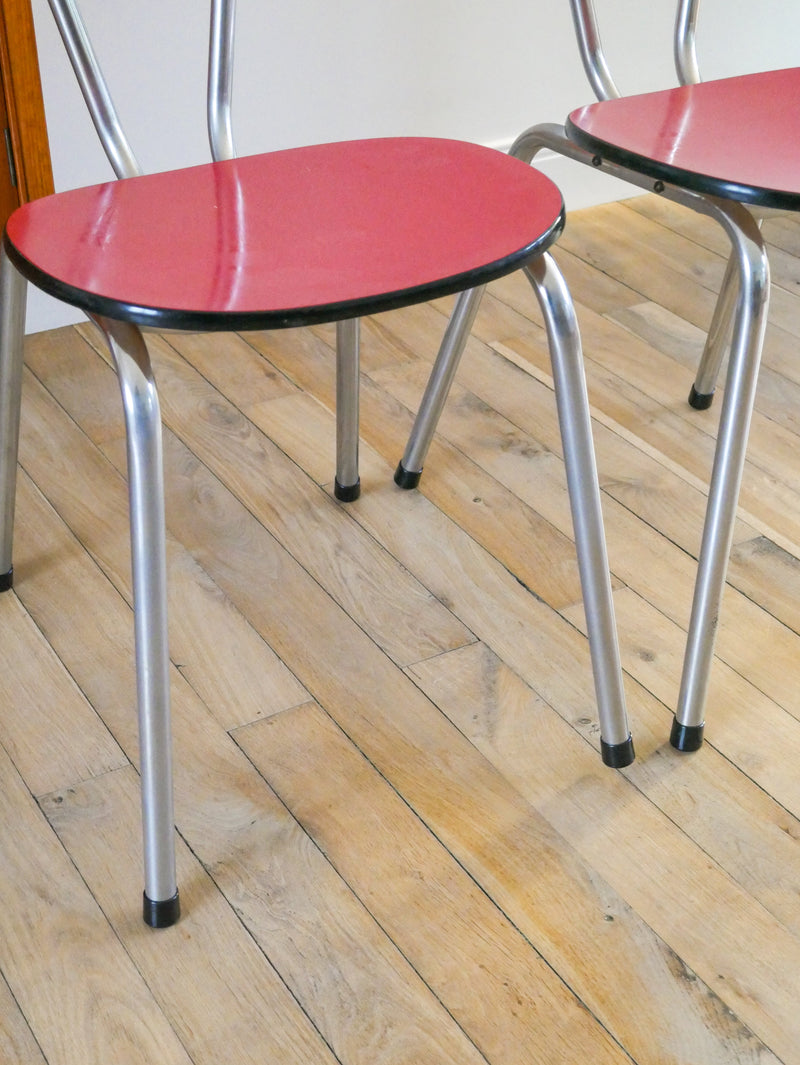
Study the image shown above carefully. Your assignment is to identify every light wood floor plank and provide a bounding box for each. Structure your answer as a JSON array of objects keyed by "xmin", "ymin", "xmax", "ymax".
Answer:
[
  {"xmin": 407, "ymin": 643, "xmax": 786, "ymax": 1063},
  {"xmin": 0, "ymin": 745, "xmax": 192, "ymax": 1065},
  {"xmin": 40, "ymin": 766, "xmax": 346, "ymax": 1065},
  {"xmin": 0, "ymin": 584, "xmax": 126, "ymax": 796},
  {"xmin": 236, "ymin": 703, "xmax": 629, "ymax": 1065},
  {"xmin": 0, "ymin": 971, "xmax": 47, "ymax": 1065}
]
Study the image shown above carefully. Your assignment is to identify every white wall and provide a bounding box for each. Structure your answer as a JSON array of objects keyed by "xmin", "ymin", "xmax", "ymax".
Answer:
[{"xmin": 25, "ymin": 0, "xmax": 800, "ymax": 332}]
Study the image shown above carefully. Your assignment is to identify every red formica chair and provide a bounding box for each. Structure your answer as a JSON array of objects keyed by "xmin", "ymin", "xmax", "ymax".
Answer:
[
  {"xmin": 0, "ymin": 0, "xmax": 631, "ymax": 926},
  {"xmin": 397, "ymin": 0, "xmax": 799, "ymax": 757}
]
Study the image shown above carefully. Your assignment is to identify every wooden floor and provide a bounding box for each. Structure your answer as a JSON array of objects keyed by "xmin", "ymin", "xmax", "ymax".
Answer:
[{"xmin": 1, "ymin": 194, "xmax": 800, "ymax": 1064}]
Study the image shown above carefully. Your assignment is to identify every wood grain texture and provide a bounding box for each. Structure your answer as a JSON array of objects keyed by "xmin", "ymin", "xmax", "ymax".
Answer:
[
  {"xmin": 41, "ymin": 767, "xmax": 345, "ymax": 1065},
  {"xmin": 2, "ymin": 196, "xmax": 800, "ymax": 1063},
  {"xmin": 0, "ymin": 746, "xmax": 192, "ymax": 1065},
  {"xmin": 236, "ymin": 703, "xmax": 630, "ymax": 1065},
  {"xmin": 0, "ymin": 0, "xmax": 53, "ymax": 206},
  {"xmin": 0, "ymin": 84, "xmax": 19, "ymax": 220}
]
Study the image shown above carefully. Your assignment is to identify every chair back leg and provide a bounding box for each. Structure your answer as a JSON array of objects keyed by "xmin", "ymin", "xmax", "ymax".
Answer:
[
  {"xmin": 395, "ymin": 284, "xmax": 486, "ymax": 488},
  {"xmin": 524, "ymin": 252, "xmax": 633, "ymax": 766},
  {"xmin": 0, "ymin": 248, "xmax": 27, "ymax": 589},
  {"xmin": 689, "ymin": 250, "xmax": 738, "ymax": 408},
  {"xmin": 334, "ymin": 317, "xmax": 361, "ymax": 500},
  {"xmin": 91, "ymin": 315, "xmax": 180, "ymax": 927}
]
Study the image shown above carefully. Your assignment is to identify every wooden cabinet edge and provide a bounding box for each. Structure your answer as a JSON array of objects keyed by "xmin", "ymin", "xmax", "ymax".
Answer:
[{"xmin": 0, "ymin": 0, "xmax": 54, "ymax": 205}]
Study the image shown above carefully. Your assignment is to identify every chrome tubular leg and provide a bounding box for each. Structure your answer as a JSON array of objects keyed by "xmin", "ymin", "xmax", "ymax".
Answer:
[
  {"xmin": 0, "ymin": 248, "xmax": 27, "ymax": 591},
  {"xmin": 511, "ymin": 123, "xmax": 580, "ymax": 165},
  {"xmin": 671, "ymin": 204, "xmax": 769, "ymax": 750},
  {"xmin": 207, "ymin": 0, "xmax": 237, "ymax": 162},
  {"xmin": 689, "ymin": 251, "xmax": 738, "ymax": 410},
  {"xmin": 91, "ymin": 315, "xmax": 179, "ymax": 927},
  {"xmin": 525, "ymin": 253, "xmax": 632, "ymax": 767},
  {"xmin": 394, "ymin": 285, "xmax": 485, "ymax": 489},
  {"xmin": 334, "ymin": 317, "xmax": 361, "ymax": 501}
]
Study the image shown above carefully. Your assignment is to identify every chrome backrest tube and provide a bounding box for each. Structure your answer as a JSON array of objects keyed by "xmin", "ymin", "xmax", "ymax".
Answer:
[
  {"xmin": 48, "ymin": 0, "xmax": 239, "ymax": 173},
  {"xmin": 568, "ymin": 0, "xmax": 621, "ymax": 101},
  {"xmin": 46, "ymin": 0, "xmax": 141, "ymax": 178},
  {"xmin": 674, "ymin": 0, "xmax": 702, "ymax": 84},
  {"xmin": 208, "ymin": 0, "xmax": 237, "ymax": 161}
]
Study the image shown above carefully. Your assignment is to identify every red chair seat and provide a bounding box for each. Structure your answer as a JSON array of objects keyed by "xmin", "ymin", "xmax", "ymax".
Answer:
[
  {"xmin": 3, "ymin": 137, "xmax": 563, "ymax": 331},
  {"xmin": 567, "ymin": 67, "xmax": 800, "ymax": 210}
]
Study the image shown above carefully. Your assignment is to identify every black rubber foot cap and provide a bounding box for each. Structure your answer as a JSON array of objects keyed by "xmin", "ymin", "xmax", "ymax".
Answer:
[
  {"xmin": 0, "ymin": 567, "xmax": 12, "ymax": 592},
  {"xmin": 394, "ymin": 462, "xmax": 422, "ymax": 490},
  {"xmin": 670, "ymin": 718, "xmax": 705, "ymax": 752},
  {"xmin": 143, "ymin": 890, "xmax": 181, "ymax": 928},
  {"xmin": 601, "ymin": 735, "xmax": 635, "ymax": 768},
  {"xmin": 334, "ymin": 478, "xmax": 361, "ymax": 502},
  {"xmin": 688, "ymin": 385, "xmax": 714, "ymax": 410}
]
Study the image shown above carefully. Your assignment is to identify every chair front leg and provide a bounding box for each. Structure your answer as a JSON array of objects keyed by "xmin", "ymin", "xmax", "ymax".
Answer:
[
  {"xmin": 524, "ymin": 253, "xmax": 633, "ymax": 767},
  {"xmin": 671, "ymin": 202, "xmax": 770, "ymax": 750},
  {"xmin": 0, "ymin": 247, "xmax": 27, "ymax": 590},
  {"xmin": 334, "ymin": 317, "xmax": 361, "ymax": 500},
  {"xmin": 91, "ymin": 314, "xmax": 179, "ymax": 927}
]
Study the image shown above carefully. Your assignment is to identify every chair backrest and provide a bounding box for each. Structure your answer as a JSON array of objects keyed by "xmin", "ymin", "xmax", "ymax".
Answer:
[
  {"xmin": 569, "ymin": 0, "xmax": 702, "ymax": 102},
  {"xmin": 46, "ymin": 0, "xmax": 236, "ymax": 179}
]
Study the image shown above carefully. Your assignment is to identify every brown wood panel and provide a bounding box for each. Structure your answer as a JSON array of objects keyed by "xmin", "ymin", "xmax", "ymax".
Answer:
[
  {"xmin": 0, "ymin": 0, "xmax": 53, "ymax": 218},
  {"xmin": 0, "ymin": 72, "xmax": 20, "ymax": 218}
]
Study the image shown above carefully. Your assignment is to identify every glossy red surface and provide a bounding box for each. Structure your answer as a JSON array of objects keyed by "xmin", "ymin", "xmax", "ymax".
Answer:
[
  {"xmin": 568, "ymin": 67, "xmax": 800, "ymax": 209},
  {"xmin": 5, "ymin": 137, "xmax": 563, "ymax": 329}
]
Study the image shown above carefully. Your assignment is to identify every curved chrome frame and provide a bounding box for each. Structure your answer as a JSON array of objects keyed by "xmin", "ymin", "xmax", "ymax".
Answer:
[
  {"xmin": 48, "ymin": 0, "xmax": 141, "ymax": 179},
  {"xmin": 208, "ymin": 0, "xmax": 237, "ymax": 162},
  {"xmin": 673, "ymin": 204, "xmax": 769, "ymax": 734},
  {"xmin": 525, "ymin": 254, "xmax": 630, "ymax": 758},
  {"xmin": 91, "ymin": 316, "xmax": 178, "ymax": 913},
  {"xmin": 399, "ymin": 0, "xmax": 776, "ymax": 750},
  {"xmin": 567, "ymin": 0, "xmax": 750, "ymax": 409},
  {"xmin": 572, "ymin": 0, "xmax": 703, "ymax": 97},
  {"xmin": 516, "ymin": 1, "xmax": 775, "ymax": 746},
  {"xmin": 569, "ymin": 0, "xmax": 620, "ymax": 101}
]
